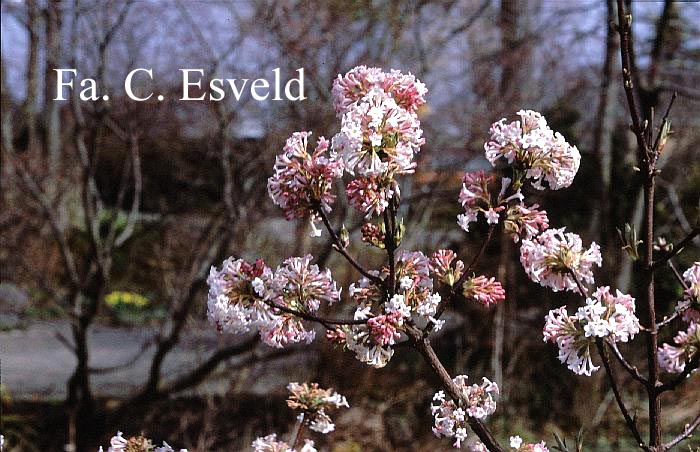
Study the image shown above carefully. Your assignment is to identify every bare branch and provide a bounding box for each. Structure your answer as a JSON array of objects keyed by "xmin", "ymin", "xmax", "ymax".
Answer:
[
  {"xmin": 315, "ymin": 205, "xmax": 384, "ymax": 286},
  {"xmin": 607, "ymin": 341, "xmax": 649, "ymax": 387},
  {"xmin": 651, "ymin": 225, "xmax": 700, "ymax": 269},
  {"xmin": 663, "ymin": 411, "xmax": 700, "ymax": 450},
  {"xmin": 595, "ymin": 339, "xmax": 648, "ymax": 450},
  {"xmin": 656, "ymin": 354, "xmax": 699, "ymax": 394}
]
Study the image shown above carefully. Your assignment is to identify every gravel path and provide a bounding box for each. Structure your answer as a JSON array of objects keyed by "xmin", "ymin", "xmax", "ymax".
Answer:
[{"xmin": 0, "ymin": 320, "xmax": 310, "ymax": 400}]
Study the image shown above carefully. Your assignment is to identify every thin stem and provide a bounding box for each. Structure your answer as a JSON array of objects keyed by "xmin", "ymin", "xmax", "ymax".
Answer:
[
  {"xmin": 383, "ymin": 200, "xmax": 398, "ymax": 296},
  {"xmin": 568, "ymin": 268, "xmax": 589, "ymax": 297},
  {"xmin": 656, "ymin": 354, "xmax": 699, "ymax": 394},
  {"xmin": 595, "ymin": 339, "xmax": 648, "ymax": 450},
  {"xmin": 668, "ymin": 260, "xmax": 689, "ymax": 291},
  {"xmin": 608, "ymin": 340, "xmax": 649, "ymax": 387},
  {"xmin": 651, "ymin": 226, "xmax": 700, "ymax": 269},
  {"xmin": 291, "ymin": 413, "xmax": 306, "ymax": 449},
  {"xmin": 616, "ymin": 1, "xmax": 663, "ymax": 445},
  {"xmin": 426, "ymin": 224, "xmax": 496, "ymax": 335},
  {"xmin": 405, "ymin": 325, "xmax": 504, "ymax": 452},
  {"xmin": 315, "ymin": 206, "xmax": 384, "ymax": 286},
  {"xmin": 663, "ymin": 411, "xmax": 700, "ymax": 450},
  {"xmin": 454, "ymin": 225, "xmax": 497, "ymax": 290},
  {"xmin": 262, "ymin": 300, "xmax": 367, "ymax": 326}
]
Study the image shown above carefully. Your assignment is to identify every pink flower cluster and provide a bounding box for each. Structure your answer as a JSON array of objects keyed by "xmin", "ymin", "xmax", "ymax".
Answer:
[
  {"xmin": 286, "ymin": 382, "xmax": 349, "ymax": 434},
  {"xmin": 331, "ymin": 67, "xmax": 426, "ymax": 218},
  {"xmin": 346, "ymin": 176, "xmax": 398, "ymax": 218},
  {"xmin": 457, "ymin": 172, "xmax": 524, "ymax": 232},
  {"xmin": 430, "ymin": 249, "xmax": 465, "ymax": 287},
  {"xmin": 504, "ymin": 203, "xmax": 549, "ymax": 242},
  {"xmin": 675, "ymin": 262, "xmax": 700, "ymax": 323},
  {"xmin": 461, "ymin": 275, "xmax": 506, "ymax": 306},
  {"xmin": 268, "ymin": 132, "xmax": 344, "ymax": 236},
  {"xmin": 332, "ymin": 65, "xmax": 427, "ymax": 117},
  {"xmin": 520, "ymin": 228, "xmax": 601, "ymax": 294},
  {"xmin": 99, "ymin": 431, "xmax": 185, "ymax": 452},
  {"xmin": 207, "ymin": 255, "xmax": 339, "ymax": 348},
  {"xmin": 543, "ymin": 287, "xmax": 640, "ymax": 376},
  {"xmin": 251, "ymin": 434, "xmax": 316, "ymax": 452},
  {"xmin": 345, "ymin": 305, "xmax": 397, "ymax": 368},
  {"xmin": 658, "ymin": 322, "xmax": 699, "ymax": 373},
  {"xmin": 484, "ymin": 110, "xmax": 581, "ymax": 191},
  {"xmin": 343, "ymin": 251, "xmax": 445, "ymax": 367},
  {"xmin": 206, "ymin": 257, "xmax": 274, "ymax": 335},
  {"xmin": 332, "ymin": 88, "xmax": 424, "ymax": 177},
  {"xmin": 431, "ymin": 376, "xmax": 499, "ymax": 449},
  {"xmin": 659, "ymin": 263, "xmax": 700, "ymax": 373},
  {"xmin": 509, "ymin": 436, "xmax": 550, "ymax": 451}
]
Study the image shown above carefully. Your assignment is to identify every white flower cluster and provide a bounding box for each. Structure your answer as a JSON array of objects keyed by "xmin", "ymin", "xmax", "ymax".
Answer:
[
  {"xmin": 520, "ymin": 228, "xmax": 601, "ymax": 294},
  {"xmin": 332, "ymin": 88, "xmax": 424, "ymax": 177},
  {"xmin": 207, "ymin": 255, "xmax": 339, "ymax": 348},
  {"xmin": 484, "ymin": 110, "xmax": 580, "ymax": 190},
  {"xmin": 344, "ymin": 251, "xmax": 444, "ymax": 368},
  {"xmin": 431, "ymin": 376, "xmax": 499, "ymax": 448},
  {"xmin": 509, "ymin": 436, "xmax": 550, "ymax": 451},
  {"xmin": 286, "ymin": 382, "xmax": 349, "ymax": 435},
  {"xmin": 99, "ymin": 431, "xmax": 186, "ymax": 452},
  {"xmin": 543, "ymin": 287, "xmax": 640, "ymax": 376},
  {"xmin": 251, "ymin": 434, "xmax": 316, "ymax": 452}
]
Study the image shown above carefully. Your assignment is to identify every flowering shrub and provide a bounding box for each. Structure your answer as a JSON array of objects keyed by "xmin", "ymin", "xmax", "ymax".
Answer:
[
  {"xmin": 98, "ymin": 431, "xmax": 185, "ymax": 452},
  {"xmin": 200, "ymin": 63, "xmax": 698, "ymax": 451},
  {"xmin": 251, "ymin": 382, "xmax": 348, "ymax": 452}
]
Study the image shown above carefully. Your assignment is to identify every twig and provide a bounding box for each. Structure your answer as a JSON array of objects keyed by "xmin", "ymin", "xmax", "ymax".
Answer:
[
  {"xmin": 595, "ymin": 339, "xmax": 648, "ymax": 450},
  {"xmin": 607, "ymin": 341, "xmax": 649, "ymax": 387},
  {"xmin": 315, "ymin": 206, "xmax": 384, "ymax": 286},
  {"xmin": 262, "ymin": 299, "xmax": 367, "ymax": 326},
  {"xmin": 405, "ymin": 325, "xmax": 504, "ymax": 452},
  {"xmin": 568, "ymin": 268, "xmax": 589, "ymax": 297},
  {"xmin": 656, "ymin": 354, "xmax": 699, "ymax": 394},
  {"xmin": 291, "ymin": 413, "xmax": 306, "ymax": 450},
  {"xmin": 425, "ymin": 224, "xmax": 497, "ymax": 335},
  {"xmin": 651, "ymin": 226, "xmax": 700, "ymax": 269},
  {"xmin": 454, "ymin": 225, "xmax": 497, "ymax": 290},
  {"xmin": 663, "ymin": 411, "xmax": 700, "ymax": 450},
  {"xmin": 383, "ymin": 203, "xmax": 397, "ymax": 295},
  {"xmin": 668, "ymin": 260, "xmax": 689, "ymax": 291}
]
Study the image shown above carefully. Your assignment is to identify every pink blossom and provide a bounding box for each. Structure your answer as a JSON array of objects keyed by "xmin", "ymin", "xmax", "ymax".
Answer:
[
  {"xmin": 520, "ymin": 228, "xmax": 601, "ymax": 293},
  {"xmin": 509, "ymin": 437, "xmax": 550, "ymax": 452},
  {"xmin": 677, "ymin": 262, "xmax": 700, "ymax": 322},
  {"xmin": 268, "ymin": 132, "xmax": 343, "ymax": 235},
  {"xmin": 332, "ymin": 87, "xmax": 424, "ymax": 177},
  {"xmin": 258, "ymin": 255, "xmax": 339, "ymax": 348},
  {"xmin": 346, "ymin": 306, "xmax": 396, "ymax": 368},
  {"xmin": 658, "ymin": 322, "xmax": 699, "ymax": 373},
  {"xmin": 430, "ymin": 249, "xmax": 465, "ymax": 287},
  {"xmin": 462, "ymin": 275, "xmax": 506, "ymax": 306},
  {"xmin": 543, "ymin": 306, "xmax": 598, "ymax": 376},
  {"xmin": 367, "ymin": 311, "xmax": 404, "ymax": 346},
  {"xmin": 457, "ymin": 171, "xmax": 520, "ymax": 232},
  {"xmin": 505, "ymin": 203, "xmax": 550, "ymax": 242},
  {"xmin": 360, "ymin": 222, "xmax": 386, "ymax": 247},
  {"xmin": 543, "ymin": 287, "xmax": 640, "ymax": 376},
  {"xmin": 259, "ymin": 316, "xmax": 316, "ymax": 349},
  {"xmin": 457, "ymin": 171, "xmax": 494, "ymax": 232},
  {"xmin": 346, "ymin": 176, "xmax": 397, "ymax": 218},
  {"xmin": 431, "ymin": 376, "xmax": 499, "ymax": 449},
  {"xmin": 332, "ymin": 65, "xmax": 427, "ymax": 116},
  {"xmin": 251, "ymin": 434, "xmax": 316, "ymax": 452},
  {"xmin": 484, "ymin": 110, "xmax": 580, "ymax": 190},
  {"xmin": 272, "ymin": 255, "xmax": 340, "ymax": 312},
  {"xmin": 207, "ymin": 257, "xmax": 274, "ymax": 335}
]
